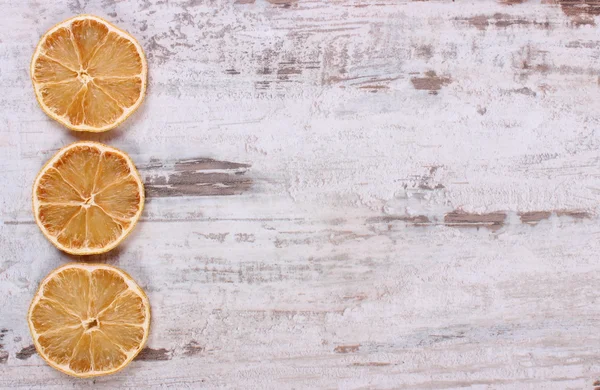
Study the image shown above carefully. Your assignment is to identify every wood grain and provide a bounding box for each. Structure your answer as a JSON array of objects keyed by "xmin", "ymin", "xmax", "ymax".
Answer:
[
  {"xmin": 2, "ymin": 0, "xmax": 600, "ymax": 388},
  {"xmin": 143, "ymin": 158, "xmax": 252, "ymax": 197}
]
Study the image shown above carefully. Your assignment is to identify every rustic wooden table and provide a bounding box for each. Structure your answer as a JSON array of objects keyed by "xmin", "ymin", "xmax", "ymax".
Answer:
[{"xmin": 2, "ymin": 0, "xmax": 600, "ymax": 388}]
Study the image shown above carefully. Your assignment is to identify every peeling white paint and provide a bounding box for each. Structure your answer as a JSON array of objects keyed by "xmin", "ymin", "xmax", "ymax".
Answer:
[{"xmin": 2, "ymin": 0, "xmax": 600, "ymax": 389}]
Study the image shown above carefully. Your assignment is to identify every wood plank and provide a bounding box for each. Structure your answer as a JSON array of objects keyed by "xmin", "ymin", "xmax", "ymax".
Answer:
[{"xmin": 2, "ymin": 0, "xmax": 600, "ymax": 388}]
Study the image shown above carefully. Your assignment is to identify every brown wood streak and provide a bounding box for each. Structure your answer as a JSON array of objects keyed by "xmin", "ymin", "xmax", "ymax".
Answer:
[
  {"xmin": 13, "ymin": 343, "xmax": 202, "ymax": 362},
  {"xmin": 444, "ymin": 210, "xmax": 507, "ymax": 231},
  {"xmin": 366, "ymin": 215, "xmax": 430, "ymax": 224},
  {"xmin": 183, "ymin": 341, "xmax": 205, "ymax": 356},
  {"xmin": 358, "ymin": 85, "xmax": 389, "ymax": 93},
  {"xmin": 366, "ymin": 210, "xmax": 592, "ymax": 230},
  {"xmin": 134, "ymin": 347, "xmax": 172, "ymax": 361},
  {"xmin": 557, "ymin": 0, "xmax": 600, "ymax": 25},
  {"xmin": 558, "ymin": 0, "xmax": 600, "ymax": 15},
  {"xmin": 266, "ymin": 0, "xmax": 297, "ymax": 7},
  {"xmin": 446, "ymin": 210, "xmax": 591, "ymax": 229},
  {"xmin": 142, "ymin": 158, "xmax": 252, "ymax": 198},
  {"xmin": 255, "ymin": 58, "xmax": 320, "ymax": 90},
  {"xmin": 410, "ymin": 71, "xmax": 452, "ymax": 95},
  {"xmin": 0, "ymin": 329, "xmax": 8, "ymax": 364},
  {"xmin": 514, "ymin": 44, "xmax": 600, "ymax": 78},
  {"xmin": 519, "ymin": 211, "xmax": 552, "ymax": 224},
  {"xmin": 520, "ymin": 210, "xmax": 591, "ymax": 224},
  {"xmin": 334, "ymin": 344, "xmax": 360, "ymax": 353},
  {"xmin": 351, "ymin": 362, "xmax": 391, "ymax": 366},
  {"xmin": 556, "ymin": 210, "xmax": 591, "ymax": 219},
  {"xmin": 15, "ymin": 344, "xmax": 36, "ymax": 360},
  {"xmin": 465, "ymin": 2, "xmax": 600, "ymax": 28},
  {"xmin": 455, "ymin": 13, "xmax": 551, "ymax": 30}
]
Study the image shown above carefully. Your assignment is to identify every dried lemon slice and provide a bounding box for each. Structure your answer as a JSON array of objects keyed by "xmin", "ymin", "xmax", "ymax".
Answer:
[
  {"xmin": 28, "ymin": 263, "xmax": 150, "ymax": 377},
  {"xmin": 32, "ymin": 141, "xmax": 144, "ymax": 255},
  {"xmin": 31, "ymin": 15, "xmax": 147, "ymax": 132}
]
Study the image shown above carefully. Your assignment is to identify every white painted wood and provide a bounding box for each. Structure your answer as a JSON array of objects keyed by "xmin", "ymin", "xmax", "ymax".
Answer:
[{"xmin": 2, "ymin": 0, "xmax": 600, "ymax": 388}]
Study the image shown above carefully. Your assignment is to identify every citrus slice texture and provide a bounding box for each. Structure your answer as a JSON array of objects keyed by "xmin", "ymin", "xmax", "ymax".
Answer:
[
  {"xmin": 28, "ymin": 263, "xmax": 150, "ymax": 378},
  {"xmin": 31, "ymin": 15, "xmax": 147, "ymax": 132},
  {"xmin": 33, "ymin": 141, "xmax": 144, "ymax": 255}
]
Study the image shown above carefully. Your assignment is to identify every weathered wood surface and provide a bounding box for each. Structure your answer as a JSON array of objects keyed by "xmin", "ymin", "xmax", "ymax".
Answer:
[{"xmin": 2, "ymin": 0, "xmax": 600, "ymax": 388}]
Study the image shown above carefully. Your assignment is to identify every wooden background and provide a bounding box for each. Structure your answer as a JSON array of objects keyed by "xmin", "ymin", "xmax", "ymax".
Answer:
[{"xmin": 2, "ymin": 0, "xmax": 600, "ymax": 388}]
